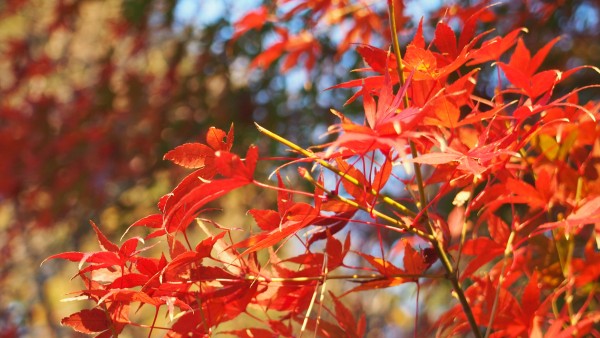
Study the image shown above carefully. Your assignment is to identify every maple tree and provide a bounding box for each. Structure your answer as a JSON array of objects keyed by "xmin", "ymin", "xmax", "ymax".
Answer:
[{"xmin": 15, "ymin": 0, "xmax": 600, "ymax": 336}]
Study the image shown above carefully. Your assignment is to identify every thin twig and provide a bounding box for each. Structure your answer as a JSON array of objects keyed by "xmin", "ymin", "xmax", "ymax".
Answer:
[
  {"xmin": 300, "ymin": 169, "xmax": 433, "ymax": 240},
  {"xmin": 200, "ymin": 273, "xmax": 448, "ymax": 284},
  {"xmin": 255, "ymin": 122, "xmax": 416, "ymax": 217},
  {"xmin": 564, "ymin": 176, "xmax": 584, "ymax": 325},
  {"xmin": 387, "ymin": 2, "xmax": 482, "ymax": 337}
]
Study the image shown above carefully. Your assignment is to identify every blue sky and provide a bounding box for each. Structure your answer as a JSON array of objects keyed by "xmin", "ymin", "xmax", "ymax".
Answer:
[{"xmin": 174, "ymin": 0, "xmax": 262, "ymax": 27}]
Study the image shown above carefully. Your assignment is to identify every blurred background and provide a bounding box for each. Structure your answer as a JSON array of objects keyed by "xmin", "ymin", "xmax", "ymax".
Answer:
[{"xmin": 0, "ymin": 0, "xmax": 598, "ymax": 336}]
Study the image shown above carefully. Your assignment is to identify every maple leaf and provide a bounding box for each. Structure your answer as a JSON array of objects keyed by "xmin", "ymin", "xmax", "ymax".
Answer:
[
  {"xmin": 510, "ymin": 37, "xmax": 561, "ymax": 76},
  {"xmin": 467, "ymin": 28, "xmax": 525, "ymax": 65},
  {"xmin": 412, "ymin": 125, "xmax": 520, "ymax": 178},
  {"xmin": 129, "ymin": 214, "xmax": 163, "ymax": 230},
  {"xmin": 490, "ymin": 36, "xmax": 573, "ymax": 100},
  {"xmin": 355, "ymin": 45, "xmax": 397, "ymax": 75},
  {"xmin": 161, "ymin": 177, "xmax": 251, "ymax": 235},
  {"xmin": 335, "ymin": 4, "xmax": 384, "ymax": 56},
  {"xmin": 411, "ymin": 18, "xmax": 425, "ymax": 49},
  {"xmin": 437, "ymin": 2, "xmax": 497, "ymax": 51},
  {"xmin": 235, "ymin": 202, "xmax": 318, "ymax": 255},
  {"xmin": 213, "ymin": 145, "xmax": 258, "ymax": 180},
  {"xmin": 251, "ymin": 29, "xmax": 320, "ymax": 72},
  {"xmin": 324, "ymin": 231, "xmax": 350, "ymax": 270},
  {"xmin": 108, "ymin": 273, "xmax": 149, "ymax": 289},
  {"xmin": 43, "ymin": 221, "xmax": 145, "ymax": 271},
  {"xmin": 249, "ymin": 208, "xmax": 281, "ymax": 231},
  {"xmin": 406, "ymin": 32, "xmax": 480, "ymax": 84},
  {"xmin": 411, "ymin": 149, "xmax": 479, "ymax": 177},
  {"xmin": 158, "ymin": 131, "xmax": 257, "ymax": 236},
  {"xmin": 163, "ymin": 125, "xmax": 233, "ymax": 174},
  {"xmin": 521, "ymin": 271, "xmax": 542, "ymax": 326},
  {"xmin": 335, "ymin": 158, "xmax": 369, "ymax": 202},
  {"xmin": 403, "ymin": 45, "xmax": 438, "ymax": 81},
  {"xmin": 422, "ymin": 96, "xmax": 460, "ymax": 128},
  {"xmin": 329, "ymin": 291, "xmax": 365, "ymax": 338},
  {"xmin": 232, "ymin": 6, "xmax": 270, "ymax": 40},
  {"xmin": 163, "ymin": 143, "xmax": 214, "ymax": 169},
  {"xmin": 61, "ymin": 308, "xmax": 111, "ymax": 334},
  {"xmin": 403, "ymin": 242, "xmax": 431, "ymax": 275},
  {"xmin": 327, "ymin": 73, "xmax": 423, "ymax": 157},
  {"xmin": 90, "ymin": 220, "xmax": 119, "ymax": 252},
  {"xmin": 206, "ymin": 125, "xmax": 234, "ymax": 152},
  {"xmin": 342, "ymin": 278, "xmax": 407, "ymax": 295},
  {"xmin": 434, "ymin": 21, "xmax": 458, "ymax": 60},
  {"xmin": 458, "ymin": 237, "xmax": 504, "ymax": 280},
  {"xmin": 356, "ymin": 252, "xmax": 404, "ymax": 276}
]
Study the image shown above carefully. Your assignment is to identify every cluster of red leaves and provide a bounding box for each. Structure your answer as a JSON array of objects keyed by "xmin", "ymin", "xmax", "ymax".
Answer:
[
  {"xmin": 49, "ymin": 1, "xmax": 600, "ymax": 337},
  {"xmin": 234, "ymin": 0, "xmax": 395, "ymax": 72},
  {"xmin": 45, "ymin": 126, "xmax": 368, "ymax": 337}
]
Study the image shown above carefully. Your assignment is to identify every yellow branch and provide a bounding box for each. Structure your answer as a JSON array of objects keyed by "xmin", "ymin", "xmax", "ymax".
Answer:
[{"xmin": 255, "ymin": 122, "xmax": 416, "ymax": 217}]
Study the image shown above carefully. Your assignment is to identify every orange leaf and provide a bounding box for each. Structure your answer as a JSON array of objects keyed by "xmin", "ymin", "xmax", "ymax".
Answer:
[
  {"xmin": 404, "ymin": 45, "xmax": 438, "ymax": 80},
  {"xmin": 335, "ymin": 158, "xmax": 368, "ymax": 201},
  {"xmin": 403, "ymin": 243, "xmax": 429, "ymax": 274},
  {"xmin": 356, "ymin": 252, "xmax": 403, "ymax": 275},
  {"xmin": 424, "ymin": 96, "xmax": 460, "ymax": 128},
  {"xmin": 206, "ymin": 125, "xmax": 233, "ymax": 151}
]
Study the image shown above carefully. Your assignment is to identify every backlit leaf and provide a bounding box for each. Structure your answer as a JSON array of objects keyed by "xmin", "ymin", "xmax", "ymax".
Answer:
[
  {"xmin": 61, "ymin": 308, "xmax": 111, "ymax": 334},
  {"xmin": 90, "ymin": 221, "xmax": 119, "ymax": 253},
  {"xmin": 249, "ymin": 209, "xmax": 281, "ymax": 231},
  {"xmin": 163, "ymin": 143, "xmax": 214, "ymax": 169},
  {"xmin": 434, "ymin": 21, "xmax": 458, "ymax": 58},
  {"xmin": 232, "ymin": 6, "xmax": 269, "ymax": 40}
]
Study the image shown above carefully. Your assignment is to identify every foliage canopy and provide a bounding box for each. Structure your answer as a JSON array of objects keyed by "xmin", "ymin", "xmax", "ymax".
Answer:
[{"xmin": 1, "ymin": 0, "xmax": 599, "ymax": 337}]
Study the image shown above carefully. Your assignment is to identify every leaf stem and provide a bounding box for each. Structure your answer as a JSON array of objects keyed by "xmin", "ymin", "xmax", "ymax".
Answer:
[
  {"xmin": 387, "ymin": 2, "xmax": 482, "ymax": 337},
  {"xmin": 181, "ymin": 273, "xmax": 448, "ymax": 284},
  {"xmin": 147, "ymin": 307, "xmax": 159, "ymax": 338},
  {"xmin": 565, "ymin": 176, "xmax": 584, "ymax": 325},
  {"xmin": 388, "ymin": 0, "xmax": 410, "ymax": 110},
  {"xmin": 300, "ymin": 270, "xmax": 322, "ymax": 336},
  {"xmin": 484, "ymin": 230, "xmax": 516, "ymax": 337},
  {"xmin": 240, "ymin": 273, "xmax": 447, "ymax": 283},
  {"xmin": 455, "ymin": 188, "xmax": 475, "ymax": 271}
]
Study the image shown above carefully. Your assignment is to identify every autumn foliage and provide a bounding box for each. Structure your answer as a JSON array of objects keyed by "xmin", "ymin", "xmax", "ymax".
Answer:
[{"xmin": 45, "ymin": 1, "xmax": 600, "ymax": 337}]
